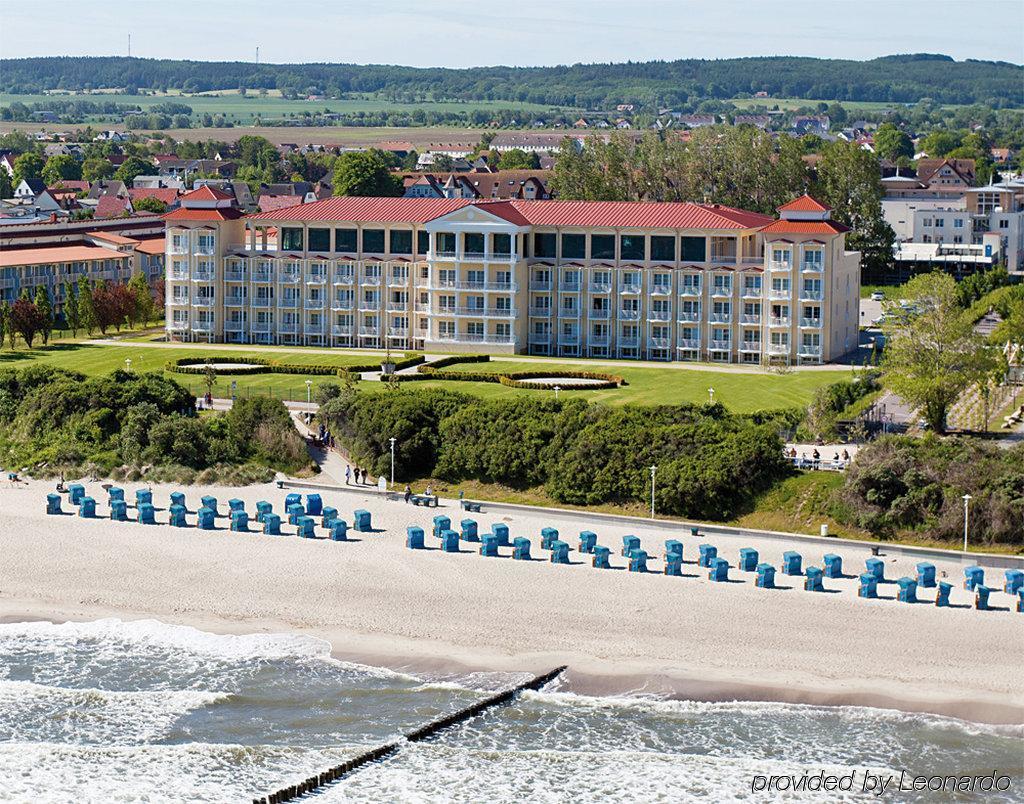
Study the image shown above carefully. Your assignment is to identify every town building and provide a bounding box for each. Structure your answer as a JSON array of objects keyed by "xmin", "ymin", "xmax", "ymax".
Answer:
[
  {"xmin": 402, "ymin": 171, "xmax": 552, "ymax": 201},
  {"xmin": 163, "ymin": 191, "xmax": 859, "ymax": 365}
]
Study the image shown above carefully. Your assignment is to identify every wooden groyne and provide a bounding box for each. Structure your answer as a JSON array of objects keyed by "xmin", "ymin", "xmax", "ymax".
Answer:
[{"xmin": 252, "ymin": 665, "xmax": 567, "ymax": 803}]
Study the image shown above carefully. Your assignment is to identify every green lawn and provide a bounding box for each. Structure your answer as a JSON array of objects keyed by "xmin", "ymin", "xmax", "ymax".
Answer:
[{"xmin": 0, "ymin": 342, "xmax": 837, "ymax": 410}]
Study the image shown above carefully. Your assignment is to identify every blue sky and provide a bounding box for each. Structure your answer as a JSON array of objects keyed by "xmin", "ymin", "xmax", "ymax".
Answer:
[{"xmin": 2, "ymin": 0, "xmax": 1021, "ymax": 66}]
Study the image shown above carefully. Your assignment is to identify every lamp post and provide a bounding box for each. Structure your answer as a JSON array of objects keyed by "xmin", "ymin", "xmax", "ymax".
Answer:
[
  {"xmin": 708, "ymin": 387, "xmax": 715, "ymax": 404},
  {"xmin": 962, "ymin": 494, "xmax": 972, "ymax": 554},
  {"xmin": 649, "ymin": 464, "xmax": 657, "ymax": 519},
  {"xmin": 554, "ymin": 385, "xmax": 561, "ymax": 400},
  {"xmin": 305, "ymin": 379, "xmax": 312, "ymax": 405},
  {"xmin": 389, "ymin": 437, "xmax": 396, "ymax": 488}
]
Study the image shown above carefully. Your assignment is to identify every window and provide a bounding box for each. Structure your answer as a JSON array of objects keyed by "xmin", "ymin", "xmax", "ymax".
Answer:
[
  {"xmin": 681, "ymin": 236, "xmax": 706, "ymax": 262},
  {"xmin": 362, "ymin": 229, "xmax": 385, "ymax": 253},
  {"xmin": 437, "ymin": 232, "xmax": 456, "ymax": 254},
  {"xmin": 923, "ymin": 218, "xmax": 932, "ymax": 227},
  {"xmin": 492, "ymin": 233, "xmax": 511, "ymax": 255},
  {"xmin": 335, "ymin": 229, "xmax": 357, "ymax": 252},
  {"xmin": 953, "ymin": 219, "xmax": 964, "ymax": 229},
  {"xmin": 591, "ymin": 234, "xmax": 615, "ymax": 260},
  {"xmin": 417, "ymin": 230, "xmax": 430, "ymax": 255},
  {"xmin": 533, "ymin": 232, "xmax": 556, "ymax": 258},
  {"xmin": 999, "ymin": 219, "xmax": 1009, "ymax": 229},
  {"xmin": 650, "ymin": 235, "xmax": 676, "ymax": 261},
  {"xmin": 561, "ymin": 233, "xmax": 585, "ymax": 259},
  {"xmin": 619, "ymin": 234, "xmax": 646, "ymax": 261},
  {"xmin": 390, "ymin": 230, "xmax": 412, "ymax": 255},
  {"xmin": 803, "ymin": 250, "xmax": 823, "ymax": 268},
  {"xmin": 934, "ymin": 218, "xmax": 944, "ymax": 228},
  {"xmin": 280, "ymin": 228, "xmax": 303, "ymax": 251},
  {"xmin": 464, "ymin": 232, "xmax": 485, "ymax": 255},
  {"xmin": 308, "ymin": 228, "xmax": 330, "ymax": 252}
]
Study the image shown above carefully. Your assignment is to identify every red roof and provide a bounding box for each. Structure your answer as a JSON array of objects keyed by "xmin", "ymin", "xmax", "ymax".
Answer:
[
  {"xmin": 250, "ymin": 197, "xmax": 773, "ymax": 230},
  {"xmin": 258, "ymin": 194, "xmax": 304, "ymax": 212},
  {"xmin": 181, "ymin": 185, "xmax": 233, "ymax": 201},
  {"xmin": 95, "ymin": 195, "xmax": 131, "ymax": 219},
  {"xmin": 777, "ymin": 194, "xmax": 831, "ymax": 213},
  {"xmin": 760, "ymin": 220, "xmax": 849, "ymax": 235},
  {"xmin": 163, "ymin": 206, "xmax": 245, "ymax": 221},
  {"xmin": 134, "ymin": 236, "xmax": 165, "ymax": 255},
  {"xmin": 128, "ymin": 188, "xmax": 179, "ymax": 205},
  {"xmin": 48, "ymin": 180, "xmax": 90, "ymax": 192}
]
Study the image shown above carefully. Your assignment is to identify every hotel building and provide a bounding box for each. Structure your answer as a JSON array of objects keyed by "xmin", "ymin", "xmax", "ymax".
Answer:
[{"xmin": 164, "ymin": 187, "xmax": 860, "ymax": 365}]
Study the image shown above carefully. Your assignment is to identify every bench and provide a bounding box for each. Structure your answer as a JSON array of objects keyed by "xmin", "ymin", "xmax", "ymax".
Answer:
[{"xmin": 461, "ymin": 500, "xmax": 483, "ymax": 513}]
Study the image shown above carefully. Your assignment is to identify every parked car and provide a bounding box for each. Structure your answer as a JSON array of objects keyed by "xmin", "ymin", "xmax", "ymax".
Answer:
[{"xmin": 870, "ymin": 291, "xmax": 885, "ymax": 301}]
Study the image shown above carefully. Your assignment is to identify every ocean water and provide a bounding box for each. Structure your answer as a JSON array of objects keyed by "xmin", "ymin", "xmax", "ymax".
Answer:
[{"xmin": 0, "ymin": 619, "xmax": 1019, "ymax": 803}]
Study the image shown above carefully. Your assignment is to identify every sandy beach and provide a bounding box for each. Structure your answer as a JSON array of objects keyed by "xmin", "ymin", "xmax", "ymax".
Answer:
[{"xmin": 1, "ymin": 479, "xmax": 1021, "ymax": 725}]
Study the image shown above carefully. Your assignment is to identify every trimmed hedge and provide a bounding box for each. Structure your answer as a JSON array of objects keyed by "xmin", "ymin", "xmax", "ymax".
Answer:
[
  {"xmin": 499, "ymin": 371, "xmax": 622, "ymax": 390},
  {"xmin": 166, "ymin": 354, "xmax": 424, "ymax": 379},
  {"xmin": 386, "ymin": 354, "xmax": 623, "ymax": 390}
]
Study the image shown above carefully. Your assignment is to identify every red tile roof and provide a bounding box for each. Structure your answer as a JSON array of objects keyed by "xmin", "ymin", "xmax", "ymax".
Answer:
[
  {"xmin": 258, "ymin": 194, "xmax": 304, "ymax": 212},
  {"xmin": 127, "ymin": 188, "xmax": 179, "ymax": 205},
  {"xmin": 181, "ymin": 185, "xmax": 233, "ymax": 201},
  {"xmin": 251, "ymin": 196, "xmax": 471, "ymax": 223},
  {"xmin": 760, "ymin": 220, "xmax": 849, "ymax": 235},
  {"xmin": 0, "ymin": 245, "xmax": 125, "ymax": 269},
  {"xmin": 134, "ymin": 236, "xmax": 166, "ymax": 255},
  {"xmin": 90, "ymin": 231, "xmax": 138, "ymax": 245},
  {"xmin": 95, "ymin": 195, "xmax": 131, "ymax": 219},
  {"xmin": 48, "ymin": 180, "xmax": 90, "ymax": 192},
  {"xmin": 777, "ymin": 194, "xmax": 831, "ymax": 212},
  {"xmin": 163, "ymin": 206, "xmax": 245, "ymax": 221}
]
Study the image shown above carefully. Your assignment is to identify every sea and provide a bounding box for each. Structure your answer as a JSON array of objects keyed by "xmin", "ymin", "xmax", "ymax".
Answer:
[{"xmin": 0, "ymin": 618, "xmax": 1020, "ymax": 803}]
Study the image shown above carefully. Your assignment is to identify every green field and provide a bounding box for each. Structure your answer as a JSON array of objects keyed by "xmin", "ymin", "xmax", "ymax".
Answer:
[{"xmin": 0, "ymin": 342, "xmax": 836, "ymax": 411}]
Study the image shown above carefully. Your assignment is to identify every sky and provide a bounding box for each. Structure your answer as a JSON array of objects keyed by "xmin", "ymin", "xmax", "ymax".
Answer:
[{"xmin": 2, "ymin": 0, "xmax": 1022, "ymax": 67}]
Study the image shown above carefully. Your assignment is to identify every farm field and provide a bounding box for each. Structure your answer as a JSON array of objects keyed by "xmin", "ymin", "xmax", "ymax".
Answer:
[{"xmin": 0, "ymin": 341, "xmax": 837, "ymax": 411}]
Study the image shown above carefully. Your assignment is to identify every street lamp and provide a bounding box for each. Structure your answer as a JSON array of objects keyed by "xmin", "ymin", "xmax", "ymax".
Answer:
[
  {"xmin": 554, "ymin": 385, "xmax": 561, "ymax": 400},
  {"xmin": 962, "ymin": 494, "xmax": 972, "ymax": 553},
  {"xmin": 708, "ymin": 387, "xmax": 715, "ymax": 404},
  {"xmin": 389, "ymin": 437, "xmax": 396, "ymax": 488},
  {"xmin": 305, "ymin": 379, "xmax": 313, "ymax": 404},
  {"xmin": 649, "ymin": 464, "xmax": 657, "ymax": 519}
]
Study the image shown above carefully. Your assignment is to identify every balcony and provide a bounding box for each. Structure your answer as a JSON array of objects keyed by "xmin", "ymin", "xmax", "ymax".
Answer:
[
  {"xmin": 739, "ymin": 340, "xmax": 762, "ymax": 352},
  {"xmin": 677, "ymin": 311, "xmax": 700, "ymax": 323},
  {"xmin": 251, "ymin": 298, "xmax": 272, "ymax": 308},
  {"xmin": 617, "ymin": 309, "xmax": 641, "ymax": 320},
  {"xmin": 360, "ymin": 275, "xmax": 382, "ymax": 287},
  {"xmin": 278, "ymin": 298, "xmax": 300, "ymax": 309},
  {"xmin": 529, "ymin": 332, "xmax": 551, "ymax": 344},
  {"xmin": 358, "ymin": 301, "xmax": 381, "ymax": 312},
  {"xmin": 278, "ymin": 323, "xmax": 299, "ymax": 335},
  {"xmin": 769, "ymin": 260, "xmax": 792, "ymax": 272},
  {"xmin": 558, "ymin": 307, "xmax": 581, "ymax": 319},
  {"xmin": 168, "ymin": 320, "xmax": 189, "ymax": 331},
  {"xmin": 277, "ymin": 272, "xmax": 301, "ymax": 284},
  {"xmin": 169, "ymin": 270, "xmax": 189, "ymax": 281},
  {"xmin": 332, "ymin": 324, "xmax": 354, "ymax": 336},
  {"xmin": 709, "ymin": 339, "xmax": 732, "ymax": 351},
  {"xmin": 710, "ymin": 254, "xmax": 737, "ymax": 265},
  {"xmin": 742, "ymin": 286, "xmax": 763, "ymax": 298},
  {"xmin": 742, "ymin": 314, "xmax": 761, "ymax": 325},
  {"xmin": 251, "ymin": 322, "xmax": 273, "ymax": 333},
  {"xmin": 651, "ymin": 284, "xmax": 672, "ymax": 296},
  {"xmin": 588, "ymin": 282, "xmax": 612, "ymax": 293},
  {"xmin": 225, "ymin": 296, "xmax": 247, "ymax": 307},
  {"xmin": 414, "ymin": 302, "xmax": 430, "ymax": 313},
  {"xmin": 710, "ymin": 286, "xmax": 732, "ymax": 298},
  {"xmin": 709, "ymin": 312, "xmax": 732, "ymax": 324},
  {"xmin": 618, "ymin": 283, "xmax": 642, "ymax": 295},
  {"xmin": 800, "ymin": 290, "xmax": 824, "ymax": 302},
  {"xmin": 678, "ymin": 285, "xmax": 701, "ymax": 296},
  {"xmin": 224, "ymin": 270, "xmax": 246, "ymax": 282},
  {"xmin": 769, "ymin": 316, "xmax": 791, "ymax": 327},
  {"xmin": 800, "ymin": 261, "xmax": 824, "ymax": 273},
  {"xmin": 559, "ymin": 282, "xmax": 581, "ymax": 293},
  {"xmin": 359, "ymin": 326, "xmax": 380, "ymax": 337},
  {"xmin": 386, "ymin": 301, "xmax": 410, "ymax": 312},
  {"xmin": 529, "ymin": 279, "xmax": 552, "ymax": 291},
  {"xmin": 332, "ymin": 273, "xmax": 355, "ymax": 286},
  {"xmin": 304, "ymin": 299, "xmax": 326, "ymax": 310},
  {"xmin": 589, "ymin": 308, "xmax": 611, "ymax": 320},
  {"xmin": 191, "ymin": 271, "xmax": 215, "ymax": 282},
  {"xmin": 388, "ymin": 327, "xmax": 409, "ymax": 338},
  {"xmin": 800, "ymin": 317, "xmax": 823, "ymax": 328},
  {"xmin": 388, "ymin": 274, "xmax": 409, "ymax": 287},
  {"xmin": 192, "ymin": 297, "xmax": 215, "ymax": 308},
  {"xmin": 169, "ymin": 297, "xmax": 189, "ymax": 307},
  {"xmin": 463, "ymin": 333, "xmax": 515, "ymax": 344},
  {"xmin": 618, "ymin": 335, "xmax": 640, "ymax": 347},
  {"xmin": 799, "ymin": 343, "xmax": 823, "ymax": 357},
  {"xmin": 766, "ymin": 342, "xmax": 790, "ymax": 355},
  {"xmin": 252, "ymin": 271, "xmax": 273, "ymax": 283},
  {"xmin": 647, "ymin": 310, "xmax": 672, "ymax": 322},
  {"xmin": 191, "ymin": 321, "xmax": 214, "ymax": 333},
  {"xmin": 306, "ymin": 274, "xmax": 327, "ymax": 285},
  {"xmin": 194, "ymin": 246, "xmax": 215, "ymax": 257},
  {"xmin": 223, "ymin": 320, "xmax": 246, "ymax": 333},
  {"xmin": 305, "ymin": 322, "xmax": 326, "ymax": 334},
  {"xmin": 558, "ymin": 333, "xmax": 580, "ymax": 345},
  {"xmin": 769, "ymin": 289, "xmax": 791, "ymax": 300},
  {"xmin": 648, "ymin": 336, "xmax": 671, "ymax": 349},
  {"xmin": 435, "ymin": 280, "xmax": 518, "ymax": 292},
  {"xmin": 589, "ymin": 334, "xmax": 610, "ymax": 346},
  {"xmin": 332, "ymin": 299, "xmax": 354, "ymax": 310},
  {"xmin": 677, "ymin": 338, "xmax": 700, "ymax": 350}
]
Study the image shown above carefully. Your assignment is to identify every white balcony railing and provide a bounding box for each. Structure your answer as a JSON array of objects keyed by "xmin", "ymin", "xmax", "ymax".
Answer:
[
  {"xmin": 742, "ymin": 314, "xmax": 761, "ymax": 325},
  {"xmin": 709, "ymin": 312, "xmax": 731, "ymax": 323},
  {"xmin": 332, "ymin": 324, "xmax": 354, "ymax": 336},
  {"xmin": 225, "ymin": 296, "xmax": 247, "ymax": 307},
  {"xmin": 588, "ymin": 283, "xmax": 612, "ymax": 293},
  {"xmin": 678, "ymin": 285, "xmax": 701, "ymax": 296},
  {"xmin": 710, "ymin": 287, "xmax": 732, "ymax": 297},
  {"xmin": 618, "ymin": 309, "xmax": 641, "ymax": 320},
  {"xmin": 769, "ymin": 289, "xmax": 791, "ymax": 300},
  {"xmin": 677, "ymin": 338, "xmax": 700, "ymax": 350},
  {"xmin": 558, "ymin": 308, "xmax": 581, "ymax": 319},
  {"xmin": 766, "ymin": 342, "xmax": 790, "ymax": 354},
  {"xmin": 800, "ymin": 290, "xmax": 824, "ymax": 301},
  {"xmin": 224, "ymin": 270, "xmax": 246, "ymax": 282},
  {"xmin": 709, "ymin": 339, "xmax": 732, "ymax": 350},
  {"xmin": 677, "ymin": 311, "xmax": 700, "ymax": 322},
  {"xmin": 647, "ymin": 311, "xmax": 671, "ymax": 322},
  {"xmin": 769, "ymin": 317, "xmax": 792, "ymax": 327},
  {"xmin": 739, "ymin": 340, "xmax": 762, "ymax": 352},
  {"xmin": 800, "ymin": 317, "xmax": 823, "ymax": 328},
  {"xmin": 799, "ymin": 343, "xmax": 823, "ymax": 356},
  {"xmin": 589, "ymin": 308, "xmax": 611, "ymax": 320}
]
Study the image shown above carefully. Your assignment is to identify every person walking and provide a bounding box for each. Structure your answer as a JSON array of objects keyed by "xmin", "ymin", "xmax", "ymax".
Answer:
[
  {"xmin": 345, "ymin": 465, "xmax": 351, "ymax": 485},
  {"xmin": 404, "ymin": 484, "xmax": 412, "ymax": 504}
]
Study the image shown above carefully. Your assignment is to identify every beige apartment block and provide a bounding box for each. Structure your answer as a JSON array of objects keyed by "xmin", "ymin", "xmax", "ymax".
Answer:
[{"xmin": 164, "ymin": 190, "xmax": 860, "ymax": 365}]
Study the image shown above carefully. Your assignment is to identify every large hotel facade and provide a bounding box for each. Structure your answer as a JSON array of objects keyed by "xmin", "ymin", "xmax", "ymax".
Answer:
[{"xmin": 164, "ymin": 187, "xmax": 860, "ymax": 365}]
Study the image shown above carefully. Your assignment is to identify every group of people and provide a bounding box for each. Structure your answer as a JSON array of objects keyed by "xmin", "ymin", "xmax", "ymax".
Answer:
[
  {"xmin": 785, "ymin": 446, "xmax": 851, "ymax": 469},
  {"xmin": 345, "ymin": 465, "xmax": 371, "ymax": 485},
  {"xmin": 317, "ymin": 423, "xmax": 336, "ymax": 450}
]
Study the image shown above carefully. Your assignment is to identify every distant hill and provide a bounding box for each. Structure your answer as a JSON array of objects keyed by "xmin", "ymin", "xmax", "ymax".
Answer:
[{"xmin": 1, "ymin": 54, "xmax": 1020, "ymax": 109}]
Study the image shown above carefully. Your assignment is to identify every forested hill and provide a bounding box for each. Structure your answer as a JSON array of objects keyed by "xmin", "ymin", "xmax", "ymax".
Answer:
[{"xmin": 2, "ymin": 54, "xmax": 1020, "ymax": 108}]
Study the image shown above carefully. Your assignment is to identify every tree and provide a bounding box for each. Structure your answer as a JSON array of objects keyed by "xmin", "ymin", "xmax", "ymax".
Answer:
[
  {"xmin": 882, "ymin": 272, "xmax": 995, "ymax": 433},
  {"xmin": 82, "ymin": 158, "xmax": 115, "ymax": 182},
  {"xmin": 496, "ymin": 148, "xmax": 540, "ymax": 170},
  {"xmin": 128, "ymin": 272, "xmax": 155, "ymax": 324},
  {"xmin": 0, "ymin": 169, "xmax": 11, "ymax": 199},
  {"xmin": 33, "ymin": 285, "xmax": 54, "ymax": 345},
  {"xmin": 10, "ymin": 299, "xmax": 46, "ymax": 348},
  {"xmin": 77, "ymin": 276, "xmax": 97, "ymax": 335},
  {"xmin": 42, "ymin": 154, "xmax": 83, "ymax": 185},
  {"xmin": 63, "ymin": 280, "xmax": 80, "ymax": 336},
  {"xmin": 0, "ymin": 302, "xmax": 10, "ymax": 349},
  {"xmin": 114, "ymin": 156, "xmax": 155, "ymax": 184},
  {"xmin": 132, "ymin": 196, "xmax": 168, "ymax": 213},
  {"xmin": 815, "ymin": 140, "xmax": 895, "ymax": 278},
  {"xmin": 873, "ymin": 123, "xmax": 913, "ymax": 162},
  {"xmin": 12, "ymin": 151, "xmax": 44, "ymax": 186},
  {"xmin": 919, "ymin": 130, "xmax": 960, "ymax": 158},
  {"xmin": 332, "ymin": 149, "xmax": 402, "ymax": 197}
]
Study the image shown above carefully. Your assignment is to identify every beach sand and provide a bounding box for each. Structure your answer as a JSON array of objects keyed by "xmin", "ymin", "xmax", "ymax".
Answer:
[{"xmin": 1, "ymin": 480, "xmax": 1021, "ymax": 725}]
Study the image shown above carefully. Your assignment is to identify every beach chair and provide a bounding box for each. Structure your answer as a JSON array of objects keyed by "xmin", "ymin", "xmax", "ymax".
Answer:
[
  {"xmin": 550, "ymin": 540, "xmax": 570, "ymax": 564},
  {"xmin": 492, "ymin": 523, "xmax": 510, "ymax": 547},
  {"xmin": 284, "ymin": 493, "xmax": 302, "ymax": 511},
  {"xmin": 781, "ymin": 551, "xmax": 802, "ymax": 576},
  {"xmin": 353, "ymin": 509, "xmax": 372, "ymax": 532},
  {"xmin": 804, "ymin": 566, "xmax": 825, "ymax": 592},
  {"xmin": 78, "ymin": 496, "xmax": 96, "ymax": 518},
  {"xmin": 664, "ymin": 557, "xmax": 682, "ymax": 577},
  {"xmin": 756, "ymin": 563, "xmax": 776, "ymax": 589},
  {"xmin": 226, "ymin": 499, "xmax": 243, "ymax": 514},
  {"xmin": 858, "ymin": 573, "xmax": 878, "ymax": 598},
  {"xmin": 512, "ymin": 537, "xmax": 531, "ymax": 561},
  {"xmin": 689, "ymin": 526, "xmax": 700, "ymax": 538},
  {"xmin": 897, "ymin": 576, "xmax": 917, "ymax": 603},
  {"xmin": 593, "ymin": 545, "xmax": 611, "ymax": 569},
  {"xmin": 708, "ymin": 557, "xmax": 729, "ymax": 582},
  {"xmin": 321, "ymin": 507, "xmax": 338, "ymax": 528},
  {"xmin": 68, "ymin": 484, "xmax": 85, "ymax": 505},
  {"xmin": 461, "ymin": 519, "xmax": 479, "ymax": 542},
  {"xmin": 110, "ymin": 499, "xmax": 128, "ymax": 521},
  {"xmin": 916, "ymin": 562, "xmax": 936, "ymax": 588},
  {"xmin": 579, "ymin": 531, "xmax": 597, "ymax": 554},
  {"xmin": 738, "ymin": 547, "xmax": 759, "ymax": 572},
  {"xmin": 230, "ymin": 510, "xmax": 249, "ymax": 532},
  {"xmin": 305, "ymin": 494, "xmax": 323, "ymax": 516},
  {"xmin": 935, "ymin": 581, "xmax": 952, "ymax": 607},
  {"xmin": 170, "ymin": 491, "xmax": 186, "ymax": 510},
  {"xmin": 541, "ymin": 527, "xmax": 559, "ymax": 550},
  {"xmin": 138, "ymin": 502, "xmax": 156, "ymax": 525},
  {"xmin": 823, "ymin": 554, "xmax": 842, "ymax": 579},
  {"xmin": 664, "ymin": 539, "xmax": 683, "ymax": 563},
  {"xmin": 975, "ymin": 585, "xmax": 991, "ymax": 611},
  {"xmin": 296, "ymin": 516, "xmax": 315, "ymax": 538},
  {"xmin": 440, "ymin": 529, "xmax": 459, "ymax": 553},
  {"xmin": 698, "ymin": 544, "xmax": 717, "ymax": 568},
  {"xmin": 197, "ymin": 506, "xmax": 216, "ymax": 530},
  {"xmin": 329, "ymin": 520, "xmax": 348, "ymax": 541},
  {"xmin": 256, "ymin": 501, "xmax": 273, "ymax": 523},
  {"xmin": 628, "ymin": 549, "xmax": 647, "ymax": 573},
  {"xmin": 480, "ymin": 534, "xmax": 500, "ymax": 557},
  {"xmin": 621, "ymin": 535, "xmax": 640, "ymax": 557},
  {"xmin": 108, "ymin": 487, "xmax": 124, "ymax": 504},
  {"xmin": 1005, "ymin": 569, "xmax": 1024, "ymax": 596},
  {"xmin": 263, "ymin": 513, "xmax": 281, "ymax": 536},
  {"xmin": 406, "ymin": 526, "xmax": 425, "ymax": 549},
  {"xmin": 287, "ymin": 503, "xmax": 304, "ymax": 525},
  {"xmin": 169, "ymin": 504, "xmax": 187, "ymax": 527},
  {"xmin": 963, "ymin": 565, "xmax": 984, "ymax": 591},
  {"xmin": 201, "ymin": 496, "xmax": 219, "ymax": 516},
  {"xmin": 432, "ymin": 515, "xmax": 451, "ymax": 538},
  {"xmin": 1017, "ymin": 590, "xmax": 1024, "ymax": 613},
  {"xmin": 864, "ymin": 557, "xmax": 885, "ymax": 583},
  {"xmin": 135, "ymin": 489, "xmax": 153, "ymax": 508},
  {"xmin": 46, "ymin": 493, "xmax": 63, "ymax": 515}
]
